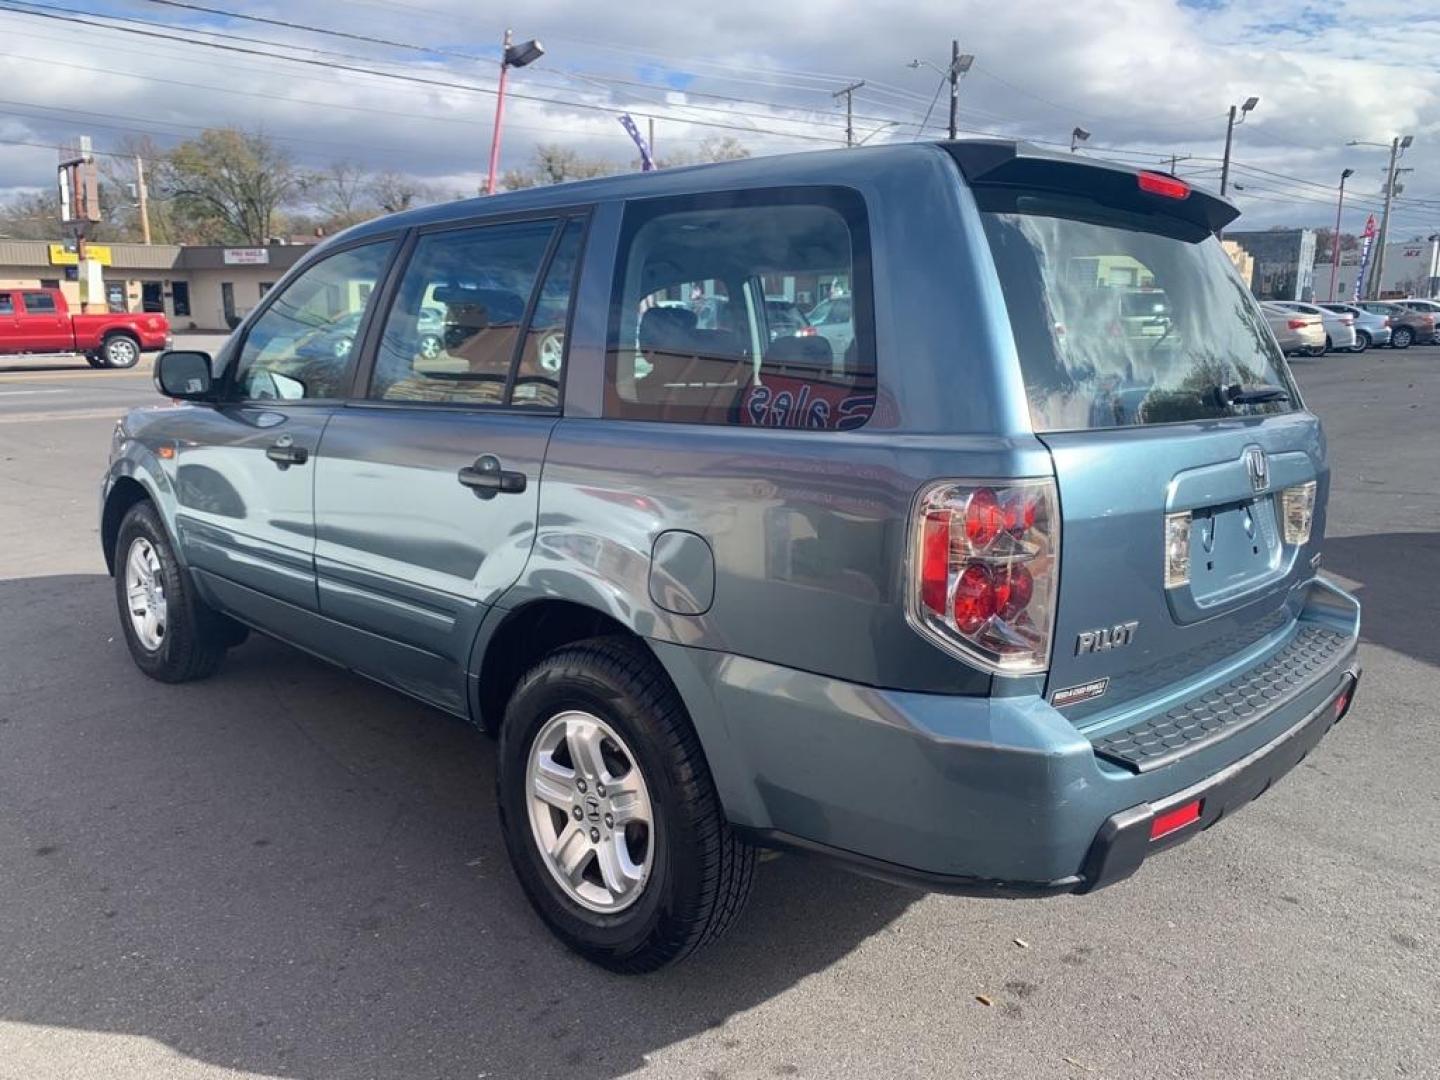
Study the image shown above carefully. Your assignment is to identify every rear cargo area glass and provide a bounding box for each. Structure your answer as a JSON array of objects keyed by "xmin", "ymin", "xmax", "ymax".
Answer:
[{"xmin": 980, "ymin": 199, "xmax": 1298, "ymax": 432}]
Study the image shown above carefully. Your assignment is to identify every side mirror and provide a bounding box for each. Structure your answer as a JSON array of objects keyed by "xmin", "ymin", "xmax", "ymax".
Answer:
[{"xmin": 155, "ymin": 350, "xmax": 215, "ymax": 401}]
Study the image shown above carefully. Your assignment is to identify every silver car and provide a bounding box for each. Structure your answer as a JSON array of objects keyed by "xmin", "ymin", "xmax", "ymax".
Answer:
[
  {"xmin": 1319, "ymin": 302, "xmax": 1390, "ymax": 350},
  {"xmin": 1261, "ymin": 301, "xmax": 1325, "ymax": 355},
  {"xmin": 1268, "ymin": 301, "xmax": 1357, "ymax": 353}
]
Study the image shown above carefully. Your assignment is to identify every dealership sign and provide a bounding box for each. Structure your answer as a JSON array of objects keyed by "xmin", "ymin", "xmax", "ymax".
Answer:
[{"xmin": 223, "ymin": 248, "xmax": 270, "ymax": 265}]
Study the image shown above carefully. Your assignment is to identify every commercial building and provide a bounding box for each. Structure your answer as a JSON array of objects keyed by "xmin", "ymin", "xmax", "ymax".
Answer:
[
  {"xmin": 1222, "ymin": 229, "xmax": 1317, "ymax": 301},
  {"xmin": 1313, "ymin": 237, "xmax": 1440, "ymax": 301},
  {"xmin": 0, "ymin": 240, "xmax": 312, "ymax": 330}
]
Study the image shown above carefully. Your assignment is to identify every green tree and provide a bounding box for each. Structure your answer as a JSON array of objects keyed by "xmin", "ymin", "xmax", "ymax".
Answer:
[{"xmin": 159, "ymin": 128, "xmax": 306, "ymax": 244}]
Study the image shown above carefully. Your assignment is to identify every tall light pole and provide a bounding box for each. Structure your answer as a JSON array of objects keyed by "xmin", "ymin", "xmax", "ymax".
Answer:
[
  {"xmin": 1219, "ymin": 96, "xmax": 1259, "ymax": 196},
  {"xmin": 1070, "ymin": 126, "xmax": 1090, "ymax": 153},
  {"xmin": 1349, "ymin": 135, "xmax": 1413, "ymax": 298},
  {"xmin": 1328, "ymin": 167, "xmax": 1354, "ymax": 302},
  {"xmin": 485, "ymin": 29, "xmax": 545, "ymax": 195}
]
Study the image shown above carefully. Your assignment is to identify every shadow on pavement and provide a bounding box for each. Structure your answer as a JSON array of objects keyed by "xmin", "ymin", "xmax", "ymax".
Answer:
[
  {"xmin": 1323, "ymin": 531, "xmax": 1440, "ymax": 669},
  {"xmin": 0, "ymin": 574, "xmax": 916, "ymax": 1079}
]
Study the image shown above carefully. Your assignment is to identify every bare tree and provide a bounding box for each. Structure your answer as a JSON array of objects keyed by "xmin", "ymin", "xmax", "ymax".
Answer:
[
  {"xmin": 369, "ymin": 170, "xmax": 437, "ymax": 215},
  {"xmin": 0, "ymin": 190, "xmax": 62, "ymax": 240},
  {"xmin": 657, "ymin": 134, "xmax": 751, "ymax": 168},
  {"xmin": 501, "ymin": 144, "xmax": 619, "ymax": 190},
  {"xmin": 304, "ymin": 160, "xmax": 372, "ymax": 231}
]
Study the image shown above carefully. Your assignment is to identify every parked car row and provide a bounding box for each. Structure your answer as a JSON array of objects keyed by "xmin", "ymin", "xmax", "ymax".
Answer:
[{"xmin": 1261, "ymin": 297, "xmax": 1440, "ymax": 354}]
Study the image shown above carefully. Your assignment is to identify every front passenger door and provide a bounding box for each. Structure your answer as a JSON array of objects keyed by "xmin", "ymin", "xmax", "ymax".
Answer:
[{"xmin": 173, "ymin": 240, "xmax": 395, "ymax": 634}]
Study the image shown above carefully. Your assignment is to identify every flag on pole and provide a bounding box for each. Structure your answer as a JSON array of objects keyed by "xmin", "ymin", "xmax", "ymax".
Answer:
[
  {"xmin": 618, "ymin": 114, "xmax": 655, "ymax": 171},
  {"xmin": 1352, "ymin": 214, "xmax": 1378, "ymax": 302}
]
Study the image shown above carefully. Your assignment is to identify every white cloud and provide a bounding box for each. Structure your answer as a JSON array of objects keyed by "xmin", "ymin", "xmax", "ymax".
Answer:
[{"xmin": 0, "ymin": 0, "xmax": 1435, "ymax": 233}]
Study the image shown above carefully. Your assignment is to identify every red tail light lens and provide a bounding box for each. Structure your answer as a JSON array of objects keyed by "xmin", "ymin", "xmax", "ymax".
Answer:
[
  {"xmin": 796, "ymin": 325, "xmax": 818, "ymax": 337},
  {"xmin": 909, "ymin": 480, "xmax": 1059, "ymax": 675},
  {"xmin": 1286, "ymin": 318, "xmax": 1307, "ymax": 330},
  {"xmin": 1137, "ymin": 171, "xmax": 1190, "ymax": 200}
]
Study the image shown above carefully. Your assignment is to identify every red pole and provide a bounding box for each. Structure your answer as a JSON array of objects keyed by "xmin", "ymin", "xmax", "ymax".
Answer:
[
  {"xmin": 1328, "ymin": 172, "xmax": 1347, "ymax": 302},
  {"xmin": 485, "ymin": 29, "xmax": 512, "ymax": 195}
]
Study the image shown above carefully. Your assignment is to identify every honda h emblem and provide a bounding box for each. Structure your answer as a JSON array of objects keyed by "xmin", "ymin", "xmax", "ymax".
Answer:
[{"xmin": 1245, "ymin": 447, "xmax": 1269, "ymax": 493}]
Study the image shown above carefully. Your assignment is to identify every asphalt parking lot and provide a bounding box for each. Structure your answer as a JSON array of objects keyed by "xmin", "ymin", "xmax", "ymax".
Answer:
[{"xmin": 1, "ymin": 345, "xmax": 1437, "ymax": 1080}]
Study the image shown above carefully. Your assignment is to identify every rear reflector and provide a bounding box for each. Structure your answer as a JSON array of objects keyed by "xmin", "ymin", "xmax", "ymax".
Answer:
[
  {"xmin": 1137, "ymin": 171, "xmax": 1191, "ymax": 200},
  {"xmin": 1334, "ymin": 687, "xmax": 1352, "ymax": 720},
  {"xmin": 1150, "ymin": 800, "xmax": 1202, "ymax": 840}
]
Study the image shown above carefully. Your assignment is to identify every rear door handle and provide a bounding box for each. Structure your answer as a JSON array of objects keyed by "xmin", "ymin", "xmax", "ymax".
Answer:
[
  {"xmin": 266, "ymin": 437, "xmax": 309, "ymax": 468},
  {"xmin": 458, "ymin": 454, "xmax": 527, "ymax": 497}
]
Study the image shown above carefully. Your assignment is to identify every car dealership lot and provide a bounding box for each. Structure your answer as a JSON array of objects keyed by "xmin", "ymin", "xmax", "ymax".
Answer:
[{"xmin": 1, "ymin": 350, "xmax": 1436, "ymax": 1079}]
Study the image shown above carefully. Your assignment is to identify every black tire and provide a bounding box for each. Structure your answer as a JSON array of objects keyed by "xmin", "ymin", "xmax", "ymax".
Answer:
[
  {"xmin": 113, "ymin": 501, "xmax": 230, "ymax": 682},
  {"xmin": 497, "ymin": 636, "xmax": 755, "ymax": 973},
  {"xmin": 102, "ymin": 333, "xmax": 141, "ymax": 369},
  {"xmin": 1391, "ymin": 326, "xmax": 1413, "ymax": 349},
  {"xmin": 1324, "ymin": 334, "xmax": 1333, "ymax": 353},
  {"xmin": 1353, "ymin": 331, "xmax": 1369, "ymax": 353}
]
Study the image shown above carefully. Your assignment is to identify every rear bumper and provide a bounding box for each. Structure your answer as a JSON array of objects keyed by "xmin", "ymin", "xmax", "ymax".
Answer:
[{"xmin": 656, "ymin": 576, "xmax": 1360, "ymax": 895}]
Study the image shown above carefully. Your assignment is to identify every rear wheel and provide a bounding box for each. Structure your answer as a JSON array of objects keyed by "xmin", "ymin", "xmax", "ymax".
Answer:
[
  {"xmin": 497, "ymin": 637, "xmax": 755, "ymax": 973},
  {"xmin": 114, "ymin": 501, "xmax": 231, "ymax": 682},
  {"xmin": 1391, "ymin": 326, "xmax": 1414, "ymax": 349},
  {"xmin": 1353, "ymin": 331, "xmax": 1369, "ymax": 353},
  {"xmin": 102, "ymin": 333, "xmax": 141, "ymax": 369}
]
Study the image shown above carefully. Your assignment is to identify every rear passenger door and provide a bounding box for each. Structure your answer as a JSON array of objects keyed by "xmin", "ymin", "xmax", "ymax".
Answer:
[{"xmin": 312, "ymin": 213, "xmax": 585, "ymax": 714}]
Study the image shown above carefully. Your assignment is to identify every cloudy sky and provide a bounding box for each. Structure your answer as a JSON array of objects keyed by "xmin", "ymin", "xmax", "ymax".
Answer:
[{"xmin": 1, "ymin": 0, "xmax": 1437, "ymax": 235}]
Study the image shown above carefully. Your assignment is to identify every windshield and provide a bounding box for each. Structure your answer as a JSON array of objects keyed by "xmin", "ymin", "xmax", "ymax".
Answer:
[{"xmin": 980, "ymin": 195, "xmax": 1298, "ymax": 431}]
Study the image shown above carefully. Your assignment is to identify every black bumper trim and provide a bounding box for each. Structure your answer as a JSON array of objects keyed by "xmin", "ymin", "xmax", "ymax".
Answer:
[
  {"xmin": 1079, "ymin": 666, "xmax": 1360, "ymax": 893},
  {"xmin": 736, "ymin": 828, "xmax": 1082, "ymax": 899}
]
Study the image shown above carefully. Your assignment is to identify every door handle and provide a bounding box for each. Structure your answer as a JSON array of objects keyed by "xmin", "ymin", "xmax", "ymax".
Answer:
[
  {"xmin": 265, "ymin": 437, "xmax": 309, "ymax": 468},
  {"xmin": 458, "ymin": 454, "xmax": 527, "ymax": 497}
]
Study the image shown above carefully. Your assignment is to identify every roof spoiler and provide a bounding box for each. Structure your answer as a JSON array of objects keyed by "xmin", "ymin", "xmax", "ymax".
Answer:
[{"xmin": 943, "ymin": 140, "xmax": 1240, "ymax": 234}]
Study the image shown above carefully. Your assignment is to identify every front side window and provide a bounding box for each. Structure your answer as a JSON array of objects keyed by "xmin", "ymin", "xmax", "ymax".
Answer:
[
  {"xmin": 231, "ymin": 242, "xmax": 394, "ymax": 401},
  {"xmin": 980, "ymin": 193, "xmax": 1297, "ymax": 431},
  {"xmin": 0, "ymin": 295, "xmax": 12, "ymax": 315},
  {"xmin": 370, "ymin": 218, "xmax": 578, "ymax": 408},
  {"xmin": 22, "ymin": 292, "xmax": 56, "ymax": 314},
  {"xmin": 605, "ymin": 190, "xmax": 876, "ymax": 429}
]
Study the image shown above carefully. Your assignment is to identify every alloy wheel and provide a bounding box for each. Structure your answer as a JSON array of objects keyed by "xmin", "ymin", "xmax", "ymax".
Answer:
[
  {"xmin": 124, "ymin": 536, "xmax": 167, "ymax": 651},
  {"xmin": 526, "ymin": 710, "xmax": 654, "ymax": 913}
]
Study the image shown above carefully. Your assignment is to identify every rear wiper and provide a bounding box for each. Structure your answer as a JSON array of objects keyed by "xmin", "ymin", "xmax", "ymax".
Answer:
[{"xmin": 1216, "ymin": 383, "xmax": 1290, "ymax": 405}]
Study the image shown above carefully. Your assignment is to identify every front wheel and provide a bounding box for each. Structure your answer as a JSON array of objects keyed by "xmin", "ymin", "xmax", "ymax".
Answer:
[
  {"xmin": 114, "ymin": 502, "xmax": 232, "ymax": 682},
  {"xmin": 102, "ymin": 334, "xmax": 141, "ymax": 369},
  {"xmin": 497, "ymin": 637, "xmax": 755, "ymax": 973},
  {"xmin": 1391, "ymin": 326, "xmax": 1414, "ymax": 349}
]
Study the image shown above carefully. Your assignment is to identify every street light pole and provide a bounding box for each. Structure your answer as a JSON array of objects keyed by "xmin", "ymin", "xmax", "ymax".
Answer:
[
  {"xmin": 1219, "ymin": 96, "xmax": 1259, "ymax": 197},
  {"xmin": 948, "ymin": 40, "xmax": 960, "ymax": 140},
  {"xmin": 1329, "ymin": 167, "xmax": 1354, "ymax": 302},
  {"xmin": 485, "ymin": 28, "xmax": 545, "ymax": 195}
]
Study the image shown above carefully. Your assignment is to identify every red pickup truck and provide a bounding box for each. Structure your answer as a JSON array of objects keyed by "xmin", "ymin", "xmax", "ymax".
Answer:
[{"xmin": 0, "ymin": 288, "xmax": 171, "ymax": 368}]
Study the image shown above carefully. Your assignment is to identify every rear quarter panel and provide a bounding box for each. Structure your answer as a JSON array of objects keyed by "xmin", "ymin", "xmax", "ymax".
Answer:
[{"xmin": 73, "ymin": 311, "xmax": 171, "ymax": 350}]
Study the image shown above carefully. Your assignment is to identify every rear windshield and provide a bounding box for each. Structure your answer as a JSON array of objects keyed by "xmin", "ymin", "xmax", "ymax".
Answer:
[{"xmin": 980, "ymin": 193, "xmax": 1297, "ymax": 431}]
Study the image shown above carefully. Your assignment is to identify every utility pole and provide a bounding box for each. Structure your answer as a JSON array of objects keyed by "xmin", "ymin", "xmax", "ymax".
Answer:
[
  {"xmin": 135, "ymin": 156, "xmax": 151, "ymax": 245},
  {"xmin": 1369, "ymin": 136, "xmax": 1408, "ymax": 299},
  {"xmin": 833, "ymin": 80, "xmax": 864, "ymax": 147},
  {"xmin": 1328, "ymin": 168, "xmax": 1354, "ymax": 302},
  {"xmin": 948, "ymin": 40, "xmax": 960, "ymax": 140},
  {"xmin": 1166, "ymin": 153, "xmax": 1192, "ymax": 175},
  {"xmin": 1219, "ymin": 96, "xmax": 1259, "ymax": 197},
  {"xmin": 648, "ymin": 117, "xmax": 655, "ymax": 164}
]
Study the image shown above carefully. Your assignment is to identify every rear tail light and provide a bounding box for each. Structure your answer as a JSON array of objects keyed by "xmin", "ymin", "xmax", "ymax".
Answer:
[
  {"xmin": 1281, "ymin": 481, "xmax": 1317, "ymax": 545},
  {"xmin": 796, "ymin": 325, "xmax": 818, "ymax": 337},
  {"xmin": 908, "ymin": 480, "xmax": 1059, "ymax": 674},
  {"xmin": 1383, "ymin": 317, "xmax": 1392, "ymax": 327},
  {"xmin": 1164, "ymin": 512, "xmax": 1191, "ymax": 589},
  {"xmin": 1286, "ymin": 318, "xmax": 1308, "ymax": 330},
  {"xmin": 1342, "ymin": 316, "xmax": 1354, "ymax": 326}
]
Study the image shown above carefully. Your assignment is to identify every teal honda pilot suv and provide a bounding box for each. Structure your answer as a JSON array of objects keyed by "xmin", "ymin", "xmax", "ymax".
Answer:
[{"xmin": 102, "ymin": 141, "xmax": 1361, "ymax": 972}]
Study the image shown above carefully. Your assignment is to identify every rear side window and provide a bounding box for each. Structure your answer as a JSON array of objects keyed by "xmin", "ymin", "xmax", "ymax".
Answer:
[
  {"xmin": 0, "ymin": 295, "xmax": 12, "ymax": 314},
  {"xmin": 980, "ymin": 193, "xmax": 1298, "ymax": 431},
  {"xmin": 22, "ymin": 292, "xmax": 56, "ymax": 313},
  {"xmin": 605, "ymin": 188, "xmax": 875, "ymax": 429}
]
